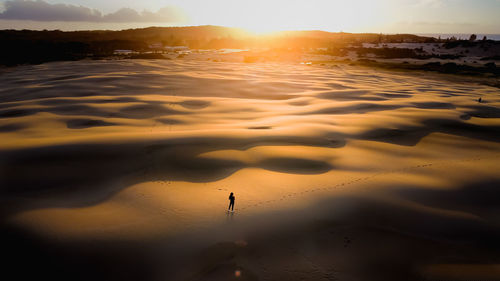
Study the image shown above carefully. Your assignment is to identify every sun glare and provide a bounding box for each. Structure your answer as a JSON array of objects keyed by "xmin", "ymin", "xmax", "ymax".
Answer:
[{"xmin": 174, "ymin": 0, "xmax": 383, "ymax": 33}]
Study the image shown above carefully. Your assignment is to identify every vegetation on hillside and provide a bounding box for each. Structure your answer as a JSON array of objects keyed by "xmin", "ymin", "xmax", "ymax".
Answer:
[{"xmin": 0, "ymin": 26, "xmax": 443, "ymax": 66}]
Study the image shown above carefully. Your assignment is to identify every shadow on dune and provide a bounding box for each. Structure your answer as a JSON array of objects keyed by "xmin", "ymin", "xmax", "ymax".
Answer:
[
  {"xmin": 288, "ymin": 99, "xmax": 310, "ymax": 106},
  {"xmin": 316, "ymin": 90, "xmax": 387, "ymax": 101},
  {"xmin": 376, "ymin": 93, "xmax": 412, "ymax": 99},
  {"xmin": 155, "ymin": 118, "xmax": 185, "ymax": 125},
  {"xmin": 1, "ymin": 116, "xmax": 499, "ymax": 210},
  {"xmin": 0, "ymin": 98, "xmax": 211, "ymax": 123},
  {"xmin": 0, "ymin": 73, "xmax": 306, "ymax": 103},
  {"xmin": 37, "ymin": 97, "xmax": 142, "ymax": 106},
  {"xmin": 2, "ymin": 180, "xmax": 499, "ymax": 281},
  {"xmin": 118, "ymin": 104, "xmax": 183, "ymax": 119},
  {"xmin": 358, "ymin": 118, "xmax": 500, "ymax": 146},
  {"xmin": 178, "ymin": 100, "xmax": 211, "ymax": 109},
  {"xmin": 183, "ymin": 180, "xmax": 500, "ymax": 281},
  {"xmin": 466, "ymin": 104, "xmax": 500, "ymax": 118},
  {"xmin": 305, "ymin": 103, "xmax": 403, "ymax": 115},
  {"xmin": 248, "ymin": 126, "xmax": 272, "ymax": 130},
  {"xmin": 0, "ymin": 135, "xmax": 343, "ymax": 213},
  {"xmin": 358, "ymin": 127, "xmax": 430, "ymax": 146},
  {"xmin": 49, "ymin": 104, "xmax": 112, "ymax": 117},
  {"xmin": 0, "ymin": 123, "xmax": 26, "ymax": 132},
  {"xmin": 0, "ymin": 102, "xmax": 185, "ymax": 120},
  {"xmin": 0, "ymin": 224, "xmax": 159, "ymax": 281},
  {"xmin": 411, "ymin": 102, "xmax": 456, "ymax": 109},
  {"xmin": 393, "ymin": 180, "xmax": 500, "ymax": 219},
  {"xmin": 325, "ymin": 82, "xmax": 355, "ymax": 90},
  {"xmin": 0, "ymin": 108, "xmax": 36, "ymax": 118},
  {"xmin": 66, "ymin": 119, "xmax": 118, "ymax": 129},
  {"xmin": 257, "ymin": 157, "xmax": 333, "ymax": 174},
  {"xmin": 306, "ymin": 101, "xmax": 461, "ymax": 117}
]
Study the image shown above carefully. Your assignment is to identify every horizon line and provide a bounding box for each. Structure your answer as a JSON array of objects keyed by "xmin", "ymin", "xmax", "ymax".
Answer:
[{"xmin": 2, "ymin": 24, "xmax": 499, "ymax": 37}]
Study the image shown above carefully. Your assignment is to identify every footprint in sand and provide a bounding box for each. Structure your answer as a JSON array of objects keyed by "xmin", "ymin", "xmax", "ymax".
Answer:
[
  {"xmin": 235, "ymin": 156, "xmax": 497, "ymax": 214},
  {"xmin": 343, "ymin": 236, "xmax": 352, "ymax": 248}
]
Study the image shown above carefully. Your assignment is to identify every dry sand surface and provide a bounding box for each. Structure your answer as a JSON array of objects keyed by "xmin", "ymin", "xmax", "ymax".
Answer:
[{"xmin": 1, "ymin": 59, "xmax": 500, "ymax": 281}]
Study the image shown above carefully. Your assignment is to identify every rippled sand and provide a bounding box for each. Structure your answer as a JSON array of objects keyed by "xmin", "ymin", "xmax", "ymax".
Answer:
[{"xmin": 1, "ymin": 60, "xmax": 500, "ymax": 281}]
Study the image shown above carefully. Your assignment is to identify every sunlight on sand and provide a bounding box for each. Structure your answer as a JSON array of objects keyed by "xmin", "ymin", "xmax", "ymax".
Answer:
[{"xmin": 1, "ymin": 59, "xmax": 499, "ymax": 280}]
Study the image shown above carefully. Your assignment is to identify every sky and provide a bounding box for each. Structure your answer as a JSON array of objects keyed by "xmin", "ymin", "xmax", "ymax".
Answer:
[{"xmin": 0, "ymin": 0, "xmax": 499, "ymax": 34}]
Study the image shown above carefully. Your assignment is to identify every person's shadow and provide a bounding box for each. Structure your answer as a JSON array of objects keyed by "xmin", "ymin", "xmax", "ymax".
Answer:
[{"xmin": 226, "ymin": 210, "xmax": 234, "ymax": 222}]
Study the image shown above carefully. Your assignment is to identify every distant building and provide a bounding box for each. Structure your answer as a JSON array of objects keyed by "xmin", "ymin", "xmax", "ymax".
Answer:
[
  {"xmin": 164, "ymin": 46, "xmax": 190, "ymax": 52},
  {"xmin": 148, "ymin": 43, "xmax": 163, "ymax": 49},
  {"xmin": 113, "ymin": 50, "xmax": 135, "ymax": 55}
]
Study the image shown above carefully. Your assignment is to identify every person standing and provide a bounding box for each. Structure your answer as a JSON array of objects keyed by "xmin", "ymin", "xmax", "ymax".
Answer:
[{"xmin": 228, "ymin": 192, "xmax": 235, "ymax": 211}]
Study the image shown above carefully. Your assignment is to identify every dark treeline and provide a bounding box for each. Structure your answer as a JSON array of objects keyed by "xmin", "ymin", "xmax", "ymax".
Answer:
[
  {"xmin": 3, "ymin": 26, "xmax": 498, "ymax": 66},
  {"xmin": 355, "ymin": 59, "xmax": 500, "ymax": 79},
  {"xmin": 352, "ymin": 47, "xmax": 464, "ymax": 60},
  {"xmin": 0, "ymin": 25, "xmax": 446, "ymax": 66}
]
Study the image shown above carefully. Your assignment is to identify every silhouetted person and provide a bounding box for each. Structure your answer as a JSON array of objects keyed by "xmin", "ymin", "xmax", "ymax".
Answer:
[
  {"xmin": 478, "ymin": 97, "xmax": 482, "ymax": 103},
  {"xmin": 228, "ymin": 192, "xmax": 235, "ymax": 211}
]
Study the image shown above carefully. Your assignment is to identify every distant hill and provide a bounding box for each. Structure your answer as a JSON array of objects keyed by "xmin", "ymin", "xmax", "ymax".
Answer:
[
  {"xmin": 0, "ymin": 25, "xmax": 439, "ymax": 65},
  {"xmin": 1, "ymin": 25, "xmax": 437, "ymax": 46}
]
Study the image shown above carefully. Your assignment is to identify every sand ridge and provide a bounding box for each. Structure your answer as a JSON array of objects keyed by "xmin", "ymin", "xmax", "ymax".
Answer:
[{"xmin": 1, "ymin": 59, "xmax": 500, "ymax": 281}]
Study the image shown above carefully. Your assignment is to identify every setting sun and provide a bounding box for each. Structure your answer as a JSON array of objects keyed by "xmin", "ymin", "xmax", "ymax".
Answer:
[
  {"xmin": 175, "ymin": 0, "xmax": 383, "ymax": 33},
  {"xmin": 1, "ymin": 1, "xmax": 500, "ymax": 281},
  {"xmin": 1, "ymin": 0, "xmax": 499, "ymax": 33}
]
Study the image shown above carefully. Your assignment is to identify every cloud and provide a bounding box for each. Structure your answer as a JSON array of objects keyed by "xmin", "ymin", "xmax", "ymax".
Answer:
[
  {"xmin": 415, "ymin": 0, "xmax": 444, "ymax": 7},
  {"xmin": 103, "ymin": 7, "xmax": 186, "ymax": 23},
  {"xmin": 0, "ymin": 0, "xmax": 186, "ymax": 22}
]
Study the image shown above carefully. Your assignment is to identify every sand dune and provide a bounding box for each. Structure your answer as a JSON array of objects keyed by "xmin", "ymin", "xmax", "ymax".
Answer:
[{"xmin": 0, "ymin": 59, "xmax": 499, "ymax": 281}]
